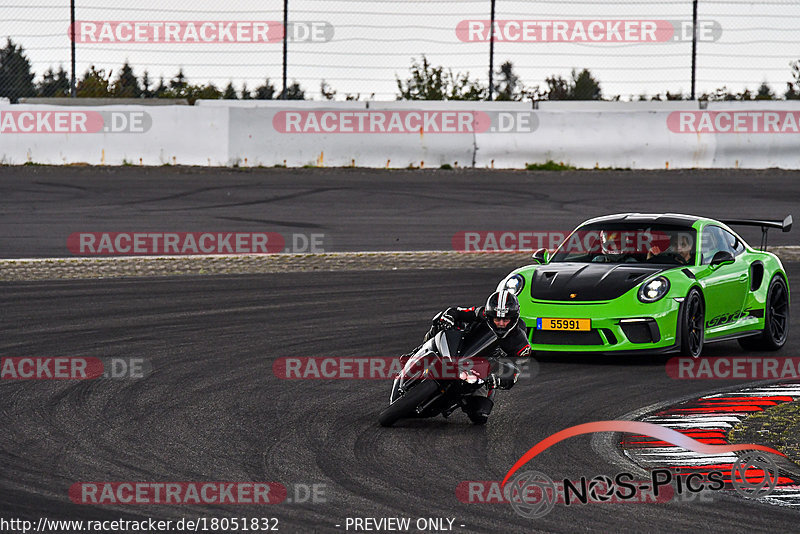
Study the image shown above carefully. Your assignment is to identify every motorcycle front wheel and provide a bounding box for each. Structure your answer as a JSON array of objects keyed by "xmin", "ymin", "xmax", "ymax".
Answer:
[{"xmin": 378, "ymin": 380, "xmax": 439, "ymax": 427}]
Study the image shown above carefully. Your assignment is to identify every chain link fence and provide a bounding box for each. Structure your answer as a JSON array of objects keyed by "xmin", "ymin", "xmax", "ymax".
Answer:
[{"xmin": 1, "ymin": 0, "xmax": 799, "ymax": 102}]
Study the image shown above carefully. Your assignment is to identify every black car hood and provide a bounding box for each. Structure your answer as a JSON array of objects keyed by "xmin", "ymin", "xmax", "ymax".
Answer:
[{"xmin": 530, "ymin": 263, "xmax": 667, "ymax": 301}]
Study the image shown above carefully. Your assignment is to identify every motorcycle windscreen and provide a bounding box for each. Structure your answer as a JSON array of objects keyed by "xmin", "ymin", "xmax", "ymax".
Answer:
[
  {"xmin": 456, "ymin": 322, "xmax": 497, "ymax": 359},
  {"xmin": 437, "ymin": 329, "xmax": 463, "ymax": 360},
  {"xmin": 396, "ymin": 338, "xmax": 437, "ymax": 390}
]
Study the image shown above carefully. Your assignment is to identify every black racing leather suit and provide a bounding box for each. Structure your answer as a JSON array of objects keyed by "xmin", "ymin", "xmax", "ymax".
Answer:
[{"xmin": 424, "ymin": 305, "xmax": 531, "ymax": 392}]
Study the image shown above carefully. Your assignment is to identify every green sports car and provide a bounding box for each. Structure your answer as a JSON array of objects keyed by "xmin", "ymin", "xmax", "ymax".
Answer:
[{"xmin": 497, "ymin": 213, "xmax": 791, "ymax": 357}]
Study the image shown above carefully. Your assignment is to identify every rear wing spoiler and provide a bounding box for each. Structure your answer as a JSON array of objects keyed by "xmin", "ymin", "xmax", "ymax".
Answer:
[{"xmin": 720, "ymin": 215, "xmax": 792, "ymax": 251}]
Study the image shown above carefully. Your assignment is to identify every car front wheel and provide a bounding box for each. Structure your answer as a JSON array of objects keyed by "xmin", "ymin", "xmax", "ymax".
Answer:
[{"xmin": 680, "ymin": 289, "xmax": 705, "ymax": 358}]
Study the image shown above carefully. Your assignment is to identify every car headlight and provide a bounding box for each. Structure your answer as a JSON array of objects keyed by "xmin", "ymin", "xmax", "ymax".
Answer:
[
  {"xmin": 638, "ymin": 276, "xmax": 670, "ymax": 303},
  {"xmin": 503, "ymin": 274, "xmax": 525, "ymax": 295}
]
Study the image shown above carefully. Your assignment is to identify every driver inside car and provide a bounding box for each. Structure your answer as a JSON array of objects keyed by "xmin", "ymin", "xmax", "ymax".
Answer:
[
  {"xmin": 646, "ymin": 232, "xmax": 694, "ymax": 264},
  {"xmin": 422, "ymin": 290, "xmax": 531, "ymax": 423},
  {"xmin": 590, "ymin": 230, "xmax": 640, "ymax": 263}
]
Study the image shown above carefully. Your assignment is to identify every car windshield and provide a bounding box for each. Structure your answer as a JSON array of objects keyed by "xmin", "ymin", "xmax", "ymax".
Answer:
[{"xmin": 549, "ymin": 223, "xmax": 697, "ymax": 266}]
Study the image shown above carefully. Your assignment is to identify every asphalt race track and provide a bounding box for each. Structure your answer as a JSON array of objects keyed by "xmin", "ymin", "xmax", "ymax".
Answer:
[
  {"xmin": 1, "ymin": 167, "xmax": 798, "ymax": 257},
  {"xmin": 1, "ymin": 167, "xmax": 800, "ymax": 533}
]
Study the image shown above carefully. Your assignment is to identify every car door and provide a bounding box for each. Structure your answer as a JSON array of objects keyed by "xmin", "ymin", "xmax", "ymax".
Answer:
[{"xmin": 696, "ymin": 225, "xmax": 749, "ymax": 334}]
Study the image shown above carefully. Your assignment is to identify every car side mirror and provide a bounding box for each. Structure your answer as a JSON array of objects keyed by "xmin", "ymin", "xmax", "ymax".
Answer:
[
  {"xmin": 532, "ymin": 248, "xmax": 549, "ymax": 264},
  {"xmin": 710, "ymin": 250, "xmax": 735, "ymax": 267}
]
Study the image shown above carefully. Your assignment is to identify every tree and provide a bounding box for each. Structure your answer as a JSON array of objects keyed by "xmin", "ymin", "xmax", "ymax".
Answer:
[
  {"xmin": 282, "ymin": 82, "xmax": 305, "ymax": 100},
  {"xmin": 155, "ymin": 69, "xmax": 223, "ymax": 103},
  {"xmin": 396, "ymin": 56, "xmax": 447, "ymax": 100},
  {"xmin": 699, "ymin": 86, "xmax": 732, "ymax": 101},
  {"xmin": 648, "ymin": 90, "xmax": 685, "ymax": 101},
  {"xmin": 76, "ymin": 66, "xmax": 112, "ymax": 97},
  {"xmin": 571, "ymin": 69, "xmax": 602, "ymax": 100},
  {"xmin": 543, "ymin": 75, "xmax": 571, "ymax": 100},
  {"xmin": 111, "ymin": 61, "xmax": 141, "ymax": 98},
  {"xmin": 169, "ymin": 68, "xmax": 188, "ymax": 97},
  {"xmin": 141, "ymin": 70, "xmax": 153, "ymax": 98},
  {"xmin": 447, "ymin": 71, "xmax": 487, "ymax": 100},
  {"xmin": 0, "ymin": 38, "xmax": 36, "ymax": 102},
  {"xmin": 254, "ymin": 79, "xmax": 276, "ymax": 99},
  {"xmin": 37, "ymin": 66, "xmax": 70, "ymax": 97},
  {"xmin": 240, "ymin": 82, "xmax": 252, "ymax": 100},
  {"xmin": 154, "ymin": 76, "xmax": 169, "ymax": 97},
  {"xmin": 700, "ymin": 85, "xmax": 772, "ymax": 101},
  {"xmin": 540, "ymin": 69, "xmax": 602, "ymax": 100},
  {"xmin": 785, "ymin": 61, "xmax": 800, "ymax": 100},
  {"xmin": 193, "ymin": 82, "xmax": 222, "ymax": 101},
  {"xmin": 494, "ymin": 61, "xmax": 522, "ymax": 101},
  {"xmin": 321, "ymin": 80, "xmax": 337, "ymax": 100},
  {"xmin": 223, "ymin": 81, "xmax": 238, "ymax": 99},
  {"xmin": 756, "ymin": 82, "xmax": 774, "ymax": 100},
  {"xmin": 396, "ymin": 55, "xmax": 486, "ymax": 100}
]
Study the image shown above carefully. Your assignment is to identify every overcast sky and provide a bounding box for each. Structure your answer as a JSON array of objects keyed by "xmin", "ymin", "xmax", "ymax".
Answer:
[{"xmin": 3, "ymin": 0, "xmax": 799, "ymax": 100}]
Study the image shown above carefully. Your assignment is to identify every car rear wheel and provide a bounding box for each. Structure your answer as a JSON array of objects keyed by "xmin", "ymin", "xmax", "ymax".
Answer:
[
  {"xmin": 680, "ymin": 289, "xmax": 705, "ymax": 358},
  {"xmin": 738, "ymin": 275, "xmax": 789, "ymax": 351}
]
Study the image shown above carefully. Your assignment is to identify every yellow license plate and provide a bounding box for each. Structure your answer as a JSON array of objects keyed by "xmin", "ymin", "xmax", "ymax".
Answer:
[{"xmin": 536, "ymin": 318, "xmax": 591, "ymax": 331}]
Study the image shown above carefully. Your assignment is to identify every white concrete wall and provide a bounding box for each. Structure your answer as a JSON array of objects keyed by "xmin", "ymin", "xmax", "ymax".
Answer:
[
  {"xmin": 1, "ymin": 101, "xmax": 798, "ymax": 169},
  {"xmin": 0, "ymin": 105, "xmax": 228, "ymax": 165}
]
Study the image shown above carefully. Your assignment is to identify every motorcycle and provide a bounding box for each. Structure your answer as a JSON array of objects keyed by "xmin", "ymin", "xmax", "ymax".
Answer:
[{"xmin": 378, "ymin": 322, "xmax": 509, "ymax": 427}]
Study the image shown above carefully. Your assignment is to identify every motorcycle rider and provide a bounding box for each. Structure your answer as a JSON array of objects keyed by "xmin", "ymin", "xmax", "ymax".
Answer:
[{"xmin": 423, "ymin": 289, "xmax": 531, "ymax": 423}]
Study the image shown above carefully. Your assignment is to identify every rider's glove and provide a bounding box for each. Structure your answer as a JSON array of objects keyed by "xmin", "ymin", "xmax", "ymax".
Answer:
[
  {"xmin": 487, "ymin": 370, "xmax": 519, "ymax": 390},
  {"xmin": 459, "ymin": 369, "xmax": 483, "ymax": 384},
  {"xmin": 486, "ymin": 373, "xmax": 500, "ymax": 389},
  {"xmin": 438, "ymin": 312, "xmax": 456, "ymax": 329}
]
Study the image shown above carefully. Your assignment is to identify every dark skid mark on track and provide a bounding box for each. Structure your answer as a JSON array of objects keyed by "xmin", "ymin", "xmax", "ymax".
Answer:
[
  {"xmin": 141, "ymin": 186, "xmax": 346, "ymax": 212},
  {"xmin": 116, "ymin": 183, "xmax": 254, "ymax": 206},
  {"xmin": 32, "ymin": 181, "xmax": 88, "ymax": 192},
  {"xmin": 215, "ymin": 216, "xmax": 326, "ymax": 230}
]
